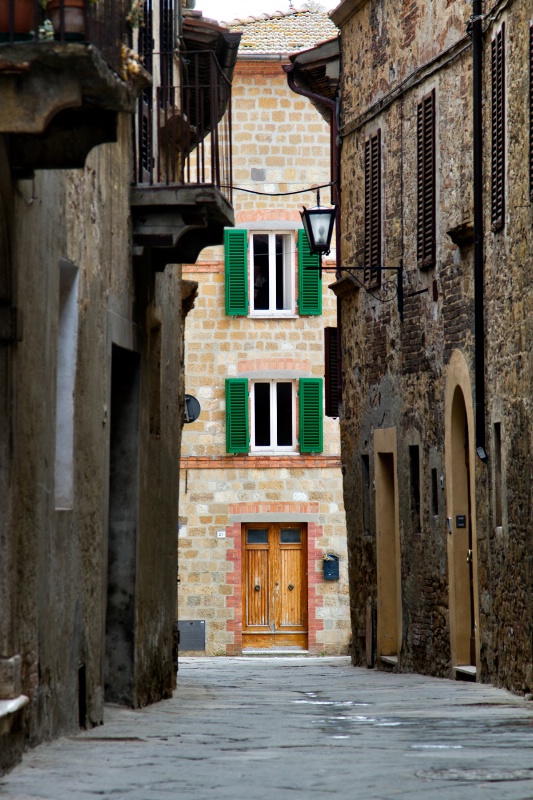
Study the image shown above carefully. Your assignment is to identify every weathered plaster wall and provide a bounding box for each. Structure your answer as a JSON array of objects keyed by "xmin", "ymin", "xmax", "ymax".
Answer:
[{"xmin": 2, "ymin": 109, "xmax": 184, "ymax": 767}]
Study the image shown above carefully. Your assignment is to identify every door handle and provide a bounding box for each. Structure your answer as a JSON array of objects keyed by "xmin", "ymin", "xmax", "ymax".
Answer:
[
  {"xmin": 288, "ymin": 584, "xmax": 294, "ymax": 591},
  {"xmin": 254, "ymin": 584, "xmax": 261, "ymax": 591},
  {"xmin": 466, "ymin": 549, "xmax": 473, "ymax": 564}
]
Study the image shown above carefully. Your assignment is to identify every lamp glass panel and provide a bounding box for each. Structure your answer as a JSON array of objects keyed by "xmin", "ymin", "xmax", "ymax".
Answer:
[{"xmin": 309, "ymin": 210, "xmax": 333, "ymax": 246}]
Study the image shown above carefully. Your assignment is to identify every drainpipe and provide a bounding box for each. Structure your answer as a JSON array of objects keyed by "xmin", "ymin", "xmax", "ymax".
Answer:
[
  {"xmin": 472, "ymin": 0, "xmax": 486, "ymax": 458},
  {"xmin": 283, "ymin": 62, "xmax": 343, "ymax": 412}
]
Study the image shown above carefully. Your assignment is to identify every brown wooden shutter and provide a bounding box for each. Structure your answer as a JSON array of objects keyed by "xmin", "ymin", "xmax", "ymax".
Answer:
[
  {"xmin": 491, "ymin": 24, "xmax": 505, "ymax": 231},
  {"xmin": 417, "ymin": 90, "xmax": 436, "ymax": 269},
  {"xmin": 364, "ymin": 129, "xmax": 382, "ymax": 285},
  {"xmin": 324, "ymin": 327, "xmax": 339, "ymax": 418},
  {"xmin": 137, "ymin": 0, "xmax": 153, "ymax": 184},
  {"xmin": 160, "ymin": 0, "xmax": 174, "ymax": 108},
  {"xmin": 530, "ymin": 25, "xmax": 533, "ymax": 200}
]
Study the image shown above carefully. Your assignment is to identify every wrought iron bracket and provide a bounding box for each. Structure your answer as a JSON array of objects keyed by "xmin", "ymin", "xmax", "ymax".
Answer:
[{"xmin": 312, "ymin": 261, "xmax": 404, "ymax": 321}]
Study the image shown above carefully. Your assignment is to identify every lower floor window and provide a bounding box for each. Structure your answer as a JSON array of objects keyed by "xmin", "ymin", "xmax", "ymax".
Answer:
[
  {"xmin": 252, "ymin": 381, "xmax": 295, "ymax": 451},
  {"xmin": 225, "ymin": 376, "xmax": 323, "ymax": 455}
]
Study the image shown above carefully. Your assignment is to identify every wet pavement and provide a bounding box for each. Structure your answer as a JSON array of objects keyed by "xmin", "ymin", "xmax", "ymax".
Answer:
[{"xmin": 2, "ymin": 656, "xmax": 533, "ymax": 799}]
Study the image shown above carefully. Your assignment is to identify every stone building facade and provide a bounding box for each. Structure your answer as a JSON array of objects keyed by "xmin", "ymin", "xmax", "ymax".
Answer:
[
  {"xmin": 0, "ymin": 0, "xmax": 239, "ymax": 771},
  {"xmin": 329, "ymin": 0, "xmax": 533, "ymax": 693},
  {"xmin": 178, "ymin": 8, "xmax": 350, "ymax": 656}
]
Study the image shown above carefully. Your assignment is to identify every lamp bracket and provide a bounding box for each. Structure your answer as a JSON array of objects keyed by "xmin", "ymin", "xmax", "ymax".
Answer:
[{"xmin": 309, "ymin": 262, "xmax": 404, "ymax": 321}]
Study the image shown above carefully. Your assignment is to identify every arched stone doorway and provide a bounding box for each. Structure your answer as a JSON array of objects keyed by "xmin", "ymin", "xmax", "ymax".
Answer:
[{"xmin": 444, "ymin": 351, "xmax": 480, "ymax": 679}]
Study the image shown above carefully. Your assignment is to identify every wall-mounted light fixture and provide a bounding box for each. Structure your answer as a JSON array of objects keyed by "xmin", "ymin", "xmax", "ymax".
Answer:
[
  {"xmin": 300, "ymin": 189, "xmax": 336, "ymax": 257},
  {"xmin": 301, "ymin": 191, "xmax": 404, "ymax": 321}
]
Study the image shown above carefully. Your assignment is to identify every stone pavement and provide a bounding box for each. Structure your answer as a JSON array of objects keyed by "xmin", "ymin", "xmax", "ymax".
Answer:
[{"xmin": 2, "ymin": 656, "xmax": 533, "ymax": 800}]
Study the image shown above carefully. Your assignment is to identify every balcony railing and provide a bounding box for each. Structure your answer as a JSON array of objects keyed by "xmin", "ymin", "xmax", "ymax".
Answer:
[
  {"xmin": 0, "ymin": 0, "xmax": 129, "ymax": 77},
  {"xmin": 134, "ymin": 50, "xmax": 233, "ymax": 206}
]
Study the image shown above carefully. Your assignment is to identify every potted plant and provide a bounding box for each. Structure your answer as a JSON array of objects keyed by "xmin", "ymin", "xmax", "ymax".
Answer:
[
  {"xmin": 42, "ymin": 0, "xmax": 97, "ymax": 39},
  {"xmin": 0, "ymin": 0, "xmax": 37, "ymax": 40}
]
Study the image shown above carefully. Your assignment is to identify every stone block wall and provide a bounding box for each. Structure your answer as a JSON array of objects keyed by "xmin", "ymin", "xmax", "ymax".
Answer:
[
  {"xmin": 177, "ymin": 56, "xmax": 349, "ymax": 657},
  {"xmin": 335, "ymin": 0, "xmax": 533, "ymax": 693}
]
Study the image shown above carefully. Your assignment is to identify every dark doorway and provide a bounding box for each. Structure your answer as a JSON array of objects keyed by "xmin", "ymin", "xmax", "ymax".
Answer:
[{"xmin": 105, "ymin": 345, "xmax": 140, "ymax": 705}]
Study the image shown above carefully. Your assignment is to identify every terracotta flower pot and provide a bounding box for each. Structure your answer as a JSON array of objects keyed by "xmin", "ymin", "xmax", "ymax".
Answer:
[
  {"xmin": 47, "ymin": 0, "xmax": 86, "ymax": 38},
  {"xmin": 0, "ymin": 0, "xmax": 36, "ymax": 40}
]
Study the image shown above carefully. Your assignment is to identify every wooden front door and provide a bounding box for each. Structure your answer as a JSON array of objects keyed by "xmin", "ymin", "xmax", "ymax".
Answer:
[{"xmin": 242, "ymin": 523, "xmax": 308, "ymax": 650}]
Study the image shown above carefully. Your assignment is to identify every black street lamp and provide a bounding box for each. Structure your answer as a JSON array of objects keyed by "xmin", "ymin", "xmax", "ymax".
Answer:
[
  {"xmin": 300, "ymin": 190, "xmax": 336, "ymax": 257},
  {"xmin": 300, "ymin": 191, "xmax": 404, "ymax": 321}
]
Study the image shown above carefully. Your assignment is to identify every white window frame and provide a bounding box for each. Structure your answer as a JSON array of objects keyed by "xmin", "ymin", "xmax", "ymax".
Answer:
[
  {"xmin": 249, "ymin": 231, "xmax": 294, "ymax": 317},
  {"xmin": 250, "ymin": 379, "xmax": 297, "ymax": 453}
]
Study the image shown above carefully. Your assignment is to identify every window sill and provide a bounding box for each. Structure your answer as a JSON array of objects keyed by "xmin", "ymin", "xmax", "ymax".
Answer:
[
  {"xmin": 250, "ymin": 450, "xmax": 299, "ymax": 456},
  {"xmin": 248, "ymin": 314, "xmax": 299, "ymax": 320}
]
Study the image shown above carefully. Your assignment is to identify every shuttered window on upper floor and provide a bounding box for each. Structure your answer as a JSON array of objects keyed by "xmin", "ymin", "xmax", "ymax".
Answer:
[
  {"xmin": 364, "ymin": 129, "xmax": 382, "ymax": 286},
  {"xmin": 491, "ymin": 24, "xmax": 505, "ymax": 231},
  {"xmin": 225, "ymin": 229, "xmax": 249, "ymax": 315},
  {"xmin": 225, "ymin": 229, "xmax": 321, "ymax": 316},
  {"xmin": 297, "ymin": 230, "xmax": 322, "ymax": 315},
  {"xmin": 529, "ymin": 25, "xmax": 533, "ymax": 200},
  {"xmin": 324, "ymin": 327, "xmax": 339, "ymax": 418},
  {"xmin": 417, "ymin": 90, "xmax": 436, "ymax": 269}
]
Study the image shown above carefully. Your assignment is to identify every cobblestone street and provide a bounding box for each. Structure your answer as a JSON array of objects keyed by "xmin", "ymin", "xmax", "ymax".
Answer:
[{"xmin": 2, "ymin": 657, "xmax": 533, "ymax": 800}]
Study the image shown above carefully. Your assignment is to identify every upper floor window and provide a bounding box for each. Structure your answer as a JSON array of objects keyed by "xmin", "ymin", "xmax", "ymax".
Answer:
[
  {"xmin": 364, "ymin": 129, "xmax": 382, "ymax": 286},
  {"xmin": 251, "ymin": 233, "xmax": 293, "ymax": 315},
  {"xmin": 491, "ymin": 24, "xmax": 506, "ymax": 231},
  {"xmin": 225, "ymin": 377, "xmax": 323, "ymax": 455},
  {"xmin": 224, "ymin": 228, "xmax": 321, "ymax": 317},
  {"xmin": 417, "ymin": 89, "xmax": 436, "ymax": 269}
]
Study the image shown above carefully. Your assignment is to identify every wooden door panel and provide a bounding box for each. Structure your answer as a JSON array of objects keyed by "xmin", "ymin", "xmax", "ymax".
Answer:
[
  {"xmin": 245, "ymin": 549, "xmax": 269, "ymax": 627},
  {"xmin": 279, "ymin": 548, "xmax": 304, "ymax": 626}
]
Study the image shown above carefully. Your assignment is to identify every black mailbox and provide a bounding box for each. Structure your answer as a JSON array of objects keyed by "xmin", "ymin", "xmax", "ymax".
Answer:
[{"xmin": 323, "ymin": 554, "xmax": 340, "ymax": 581}]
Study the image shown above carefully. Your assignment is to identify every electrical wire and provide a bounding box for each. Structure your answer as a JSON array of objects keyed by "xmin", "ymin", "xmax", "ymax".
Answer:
[{"xmin": 221, "ymin": 181, "xmax": 336, "ymax": 197}]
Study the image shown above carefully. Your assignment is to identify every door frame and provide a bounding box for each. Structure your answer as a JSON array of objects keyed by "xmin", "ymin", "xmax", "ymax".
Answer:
[
  {"xmin": 445, "ymin": 350, "xmax": 480, "ymax": 677},
  {"xmin": 374, "ymin": 428, "xmax": 402, "ymax": 664},
  {"xmin": 241, "ymin": 522, "xmax": 308, "ymax": 650}
]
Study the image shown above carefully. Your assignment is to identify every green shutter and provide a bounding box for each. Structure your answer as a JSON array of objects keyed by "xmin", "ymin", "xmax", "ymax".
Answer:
[
  {"xmin": 297, "ymin": 229, "xmax": 322, "ymax": 315},
  {"xmin": 226, "ymin": 378, "xmax": 249, "ymax": 453},
  {"xmin": 299, "ymin": 378, "xmax": 323, "ymax": 453},
  {"xmin": 225, "ymin": 229, "xmax": 248, "ymax": 315}
]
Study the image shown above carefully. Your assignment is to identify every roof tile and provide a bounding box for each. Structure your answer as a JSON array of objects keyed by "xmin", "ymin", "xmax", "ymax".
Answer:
[{"xmin": 226, "ymin": 5, "xmax": 338, "ymax": 55}]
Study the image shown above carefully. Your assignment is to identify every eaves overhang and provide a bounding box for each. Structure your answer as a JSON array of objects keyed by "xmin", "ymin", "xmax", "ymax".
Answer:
[
  {"xmin": 287, "ymin": 36, "xmax": 340, "ymax": 122},
  {"xmin": 330, "ymin": 0, "xmax": 369, "ymax": 28}
]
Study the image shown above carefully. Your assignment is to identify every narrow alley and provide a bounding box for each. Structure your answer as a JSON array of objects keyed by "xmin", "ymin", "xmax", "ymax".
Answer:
[{"xmin": 2, "ymin": 657, "xmax": 533, "ymax": 800}]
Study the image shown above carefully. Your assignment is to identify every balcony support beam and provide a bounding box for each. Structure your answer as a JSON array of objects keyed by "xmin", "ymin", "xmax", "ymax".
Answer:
[
  {"xmin": 0, "ymin": 42, "xmax": 149, "ymax": 173},
  {"xmin": 130, "ymin": 185, "xmax": 234, "ymax": 270}
]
